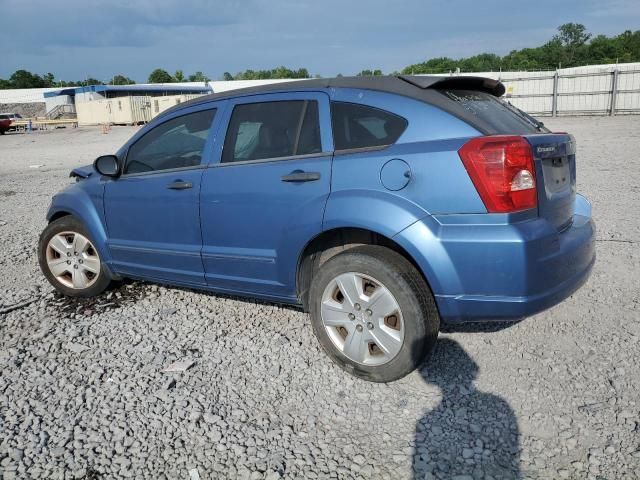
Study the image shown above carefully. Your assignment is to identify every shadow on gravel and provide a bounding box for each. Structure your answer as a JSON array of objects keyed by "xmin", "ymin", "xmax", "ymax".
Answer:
[
  {"xmin": 441, "ymin": 319, "xmax": 524, "ymax": 333},
  {"xmin": 161, "ymin": 283, "xmax": 305, "ymax": 313},
  {"xmin": 412, "ymin": 338, "xmax": 521, "ymax": 479}
]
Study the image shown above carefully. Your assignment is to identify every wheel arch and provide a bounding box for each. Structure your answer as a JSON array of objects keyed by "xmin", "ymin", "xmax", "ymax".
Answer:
[
  {"xmin": 48, "ymin": 210, "xmax": 72, "ymax": 223},
  {"xmin": 46, "ymin": 192, "xmax": 115, "ymax": 276},
  {"xmin": 296, "ymin": 226, "xmax": 435, "ymax": 311}
]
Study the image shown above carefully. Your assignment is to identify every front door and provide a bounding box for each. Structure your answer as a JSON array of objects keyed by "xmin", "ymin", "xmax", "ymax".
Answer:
[
  {"xmin": 200, "ymin": 92, "xmax": 333, "ymax": 299},
  {"xmin": 104, "ymin": 106, "xmax": 218, "ymax": 285}
]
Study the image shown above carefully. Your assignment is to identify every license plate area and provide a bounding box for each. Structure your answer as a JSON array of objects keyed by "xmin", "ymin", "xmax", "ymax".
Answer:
[{"xmin": 542, "ymin": 156, "xmax": 570, "ymax": 195}]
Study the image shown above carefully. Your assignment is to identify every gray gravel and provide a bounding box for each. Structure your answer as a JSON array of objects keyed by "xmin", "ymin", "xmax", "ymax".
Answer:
[{"xmin": 1, "ymin": 117, "xmax": 639, "ymax": 479}]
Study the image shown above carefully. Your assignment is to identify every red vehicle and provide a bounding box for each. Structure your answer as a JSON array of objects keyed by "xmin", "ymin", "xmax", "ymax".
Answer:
[{"xmin": 0, "ymin": 118, "xmax": 12, "ymax": 134}]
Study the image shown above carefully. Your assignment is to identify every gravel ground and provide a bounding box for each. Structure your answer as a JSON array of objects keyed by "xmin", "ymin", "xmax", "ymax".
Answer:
[{"xmin": 0, "ymin": 118, "xmax": 639, "ymax": 480}]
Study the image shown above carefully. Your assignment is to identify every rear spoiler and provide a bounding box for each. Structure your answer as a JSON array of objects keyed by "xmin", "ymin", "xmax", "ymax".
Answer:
[{"xmin": 398, "ymin": 75, "xmax": 505, "ymax": 97}]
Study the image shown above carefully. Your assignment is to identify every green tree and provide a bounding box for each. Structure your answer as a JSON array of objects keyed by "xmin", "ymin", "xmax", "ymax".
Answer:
[
  {"xmin": 188, "ymin": 71, "xmax": 211, "ymax": 82},
  {"xmin": 83, "ymin": 78, "xmax": 104, "ymax": 86},
  {"xmin": 230, "ymin": 66, "xmax": 312, "ymax": 80},
  {"xmin": 174, "ymin": 70, "xmax": 185, "ymax": 82},
  {"xmin": 148, "ymin": 69, "xmax": 174, "ymax": 83},
  {"xmin": 9, "ymin": 70, "xmax": 47, "ymax": 88},
  {"xmin": 43, "ymin": 73, "xmax": 56, "ymax": 87},
  {"xmin": 110, "ymin": 75, "xmax": 135, "ymax": 85},
  {"xmin": 554, "ymin": 23, "xmax": 592, "ymax": 66},
  {"xmin": 356, "ymin": 69, "xmax": 383, "ymax": 76}
]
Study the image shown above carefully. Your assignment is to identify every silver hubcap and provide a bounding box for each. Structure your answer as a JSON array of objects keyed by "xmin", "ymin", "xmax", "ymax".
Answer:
[
  {"xmin": 321, "ymin": 272, "xmax": 404, "ymax": 366},
  {"xmin": 46, "ymin": 231, "xmax": 100, "ymax": 289}
]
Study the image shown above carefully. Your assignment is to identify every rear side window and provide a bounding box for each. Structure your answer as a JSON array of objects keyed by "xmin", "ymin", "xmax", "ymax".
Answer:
[
  {"xmin": 331, "ymin": 102, "xmax": 407, "ymax": 151},
  {"xmin": 124, "ymin": 109, "xmax": 216, "ymax": 174},
  {"xmin": 438, "ymin": 90, "xmax": 543, "ymax": 134},
  {"xmin": 222, "ymin": 100, "xmax": 321, "ymax": 163}
]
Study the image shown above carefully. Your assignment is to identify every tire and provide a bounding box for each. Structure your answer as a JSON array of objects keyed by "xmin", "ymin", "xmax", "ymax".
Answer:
[
  {"xmin": 38, "ymin": 216, "xmax": 111, "ymax": 297},
  {"xmin": 309, "ymin": 245, "xmax": 440, "ymax": 382}
]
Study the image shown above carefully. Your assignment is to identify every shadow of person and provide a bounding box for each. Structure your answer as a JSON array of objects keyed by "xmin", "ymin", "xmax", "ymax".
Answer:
[{"xmin": 412, "ymin": 338, "xmax": 521, "ymax": 480}]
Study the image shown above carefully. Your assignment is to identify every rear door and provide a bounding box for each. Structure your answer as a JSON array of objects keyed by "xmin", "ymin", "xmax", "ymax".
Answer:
[
  {"xmin": 200, "ymin": 91, "xmax": 333, "ymax": 299},
  {"xmin": 104, "ymin": 105, "xmax": 219, "ymax": 285}
]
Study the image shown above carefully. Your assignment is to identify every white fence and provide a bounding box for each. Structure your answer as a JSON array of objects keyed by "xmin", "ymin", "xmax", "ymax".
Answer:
[{"xmin": 453, "ymin": 63, "xmax": 640, "ymax": 116}]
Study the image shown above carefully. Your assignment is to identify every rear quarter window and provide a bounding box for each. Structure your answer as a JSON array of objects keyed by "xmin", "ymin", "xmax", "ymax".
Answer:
[
  {"xmin": 331, "ymin": 102, "xmax": 408, "ymax": 151},
  {"xmin": 438, "ymin": 89, "xmax": 544, "ymax": 134}
]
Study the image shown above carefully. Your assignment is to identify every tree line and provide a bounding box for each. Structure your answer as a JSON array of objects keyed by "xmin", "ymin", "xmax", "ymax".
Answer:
[{"xmin": 1, "ymin": 24, "xmax": 638, "ymax": 90}]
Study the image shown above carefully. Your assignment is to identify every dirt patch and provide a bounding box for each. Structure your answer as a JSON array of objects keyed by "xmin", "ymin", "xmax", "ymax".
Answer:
[{"xmin": 47, "ymin": 281, "xmax": 150, "ymax": 318}]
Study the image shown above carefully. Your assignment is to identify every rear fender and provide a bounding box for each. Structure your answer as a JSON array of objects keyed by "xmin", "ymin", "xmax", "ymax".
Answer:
[
  {"xmin": 392, "ymin": 216, "xmax": 463, "ymax": 295},
  {"xmin": 323, "ymin": 190, "xmax": 458, "ymax": 293},
  {"xmin": 323, "ymin": 189, "xmax": 427, "ymax": 236}
]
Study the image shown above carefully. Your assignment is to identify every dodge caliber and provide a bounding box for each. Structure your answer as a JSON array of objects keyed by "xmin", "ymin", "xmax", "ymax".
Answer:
[{"xmin": 39, "ymin": 76, "xmax": 596, "ymax": 382}]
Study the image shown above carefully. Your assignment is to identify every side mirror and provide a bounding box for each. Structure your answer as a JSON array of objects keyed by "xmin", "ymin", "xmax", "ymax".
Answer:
[{"xmin": 94, "ymin": 155, "xmax": 120, "ymax": 177}]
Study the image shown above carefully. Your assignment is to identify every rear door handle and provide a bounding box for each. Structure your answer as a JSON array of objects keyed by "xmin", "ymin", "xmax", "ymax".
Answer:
[
  {"xmin": 280, "ymin": 171, "xmax": 321, "ymax": 182},
  {"xmin": 167, "ymin": 180, "xmax": 193, "ymax": 190}
]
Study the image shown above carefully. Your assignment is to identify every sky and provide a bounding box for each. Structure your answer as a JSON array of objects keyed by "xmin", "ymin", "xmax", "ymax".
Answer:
[{"xmin": 0, "ymin": 0, "xmax": 638, "ymax": 82}]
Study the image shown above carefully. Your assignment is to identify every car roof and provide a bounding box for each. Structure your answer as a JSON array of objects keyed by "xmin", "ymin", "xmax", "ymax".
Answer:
[
  {"xmin": 181, "ymin": 75, "xmax": 503, "ymax": 105},
  {"xmin": 162, "ymin": 75, "xmax": 507, "ymax": 135}
]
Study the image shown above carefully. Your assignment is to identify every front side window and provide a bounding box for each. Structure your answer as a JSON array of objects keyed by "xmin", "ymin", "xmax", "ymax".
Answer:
[
  {"xmin": 124, "ymin": 109, "xmax": 216, "ymax": 174},
  {"xmin": 331, "ymin": 102, "xmax": 408, "ymax": 151},
  {"xmin": 222, "ymin": 100, "xmax": 321, "ymax": 163}
]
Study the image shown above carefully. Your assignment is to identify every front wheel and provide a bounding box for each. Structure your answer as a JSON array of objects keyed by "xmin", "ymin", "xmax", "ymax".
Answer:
[
  {"xmin": 309, "ymin": 245, "xmax": 440, "ymax": 382},
  {"xmin": 38, "ymin": 216, "xmax": 111, "ymax": 297}
]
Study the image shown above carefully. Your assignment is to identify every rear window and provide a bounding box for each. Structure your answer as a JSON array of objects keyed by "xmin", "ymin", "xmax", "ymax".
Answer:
[
  {"xmin": 222, "ymin": 100, "xmax": 321, "ymax": 163},
  {"xmin": 331, "ymin": 102, "xmax": 407, "ymax": 151},
  {"xmin": 438, "ymin": 89, "xmax": 545, "ymax": 134}
]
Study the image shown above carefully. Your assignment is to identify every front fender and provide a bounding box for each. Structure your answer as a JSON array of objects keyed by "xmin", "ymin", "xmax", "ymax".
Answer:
[{"xmin": 46, "ymin": 183, "xmax": 117, "ymax": 277}]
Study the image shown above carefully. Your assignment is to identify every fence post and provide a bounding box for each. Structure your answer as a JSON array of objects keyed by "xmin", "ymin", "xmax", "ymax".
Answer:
[
  {"xmin": 552, "ymin": 70, "xmax": 559, "ymax": 117},
  {"xmin": 610, "ymin": 69, "xmax": 619, "ymax": 116}
]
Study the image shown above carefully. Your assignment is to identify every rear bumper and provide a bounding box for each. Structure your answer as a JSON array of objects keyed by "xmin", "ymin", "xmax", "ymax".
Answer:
[{"xmin": 395, "ymin": 194, "xmax": 596, "ymax": 323}]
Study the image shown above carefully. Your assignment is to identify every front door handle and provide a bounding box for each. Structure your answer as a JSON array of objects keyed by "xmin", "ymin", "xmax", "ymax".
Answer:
[
  {"xmin": 280, "ymin": 171, "xmax": 321, "ymax": 182},
  {"xmin": 167, "ymin": 180, "xmax": 193, "ymax": 190}
]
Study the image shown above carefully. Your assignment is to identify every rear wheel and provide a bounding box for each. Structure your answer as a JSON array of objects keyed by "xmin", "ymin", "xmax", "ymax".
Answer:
[
  {"xmin": 38, "ymin": 216, "xmax": 111, "ymax": 297},
  {"xmin": 309, "ymin": 245, "xmax": 439, "ymax": 382}
]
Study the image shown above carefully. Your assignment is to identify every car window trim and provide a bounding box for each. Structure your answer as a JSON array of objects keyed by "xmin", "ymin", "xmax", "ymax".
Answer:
[
  {"xmin": 122, "ymin": 107, "xmax": 217, "ymax": 175},
  {"xmin": 119, "ymin": 164, "xmax": 206, "ymax": 178},
  {"xmin": 333, "ymin": 144, "xmax": 392, "ymax": 156},
  {"xmin": 292, "ymin": 100, "xmax": 309, "ymax": 156},
  {"xmin": 211, "ymin": 150, "xmax": 331, "ymax": 168}
]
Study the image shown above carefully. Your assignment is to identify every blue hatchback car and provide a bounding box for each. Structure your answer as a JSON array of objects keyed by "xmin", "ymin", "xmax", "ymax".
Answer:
[{"xmin": 39, "ymin": 76, "xmax": 595, "ymax": 381}]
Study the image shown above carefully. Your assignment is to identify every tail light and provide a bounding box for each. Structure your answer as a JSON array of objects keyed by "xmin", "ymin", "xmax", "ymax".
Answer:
[{"xmin": 458, "ymin": 135, "xmax": 537, "ymax": 213}]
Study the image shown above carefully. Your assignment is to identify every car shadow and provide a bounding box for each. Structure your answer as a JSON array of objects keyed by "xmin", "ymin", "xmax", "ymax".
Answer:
[
  {"xmin": 440, "ymin": 319, "xmax": 524, "ymax": 333},
  {"xmin": 411, "ymin": 338, "xmax": 521, "ymax": 479}
]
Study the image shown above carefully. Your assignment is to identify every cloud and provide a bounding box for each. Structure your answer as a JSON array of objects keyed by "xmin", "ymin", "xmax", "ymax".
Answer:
[
  {"xmin": 0, "ymin": 0, "xmax": 246, "ymax": 51},
  {"xmin": 0, "ymin": 0, "xmax": 636, "ymax": 81}
]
